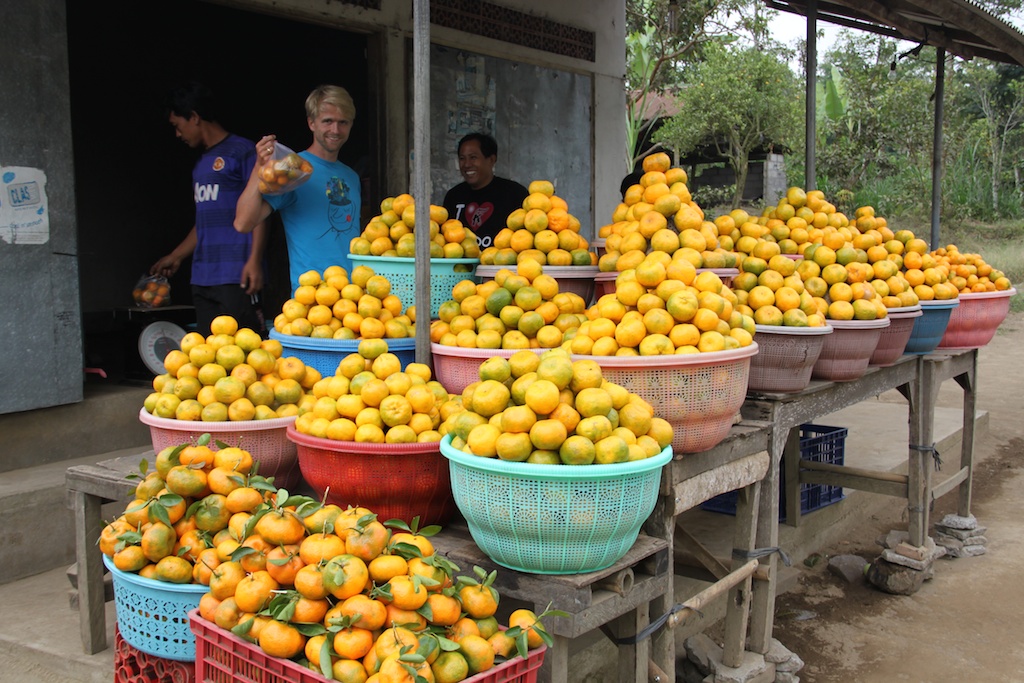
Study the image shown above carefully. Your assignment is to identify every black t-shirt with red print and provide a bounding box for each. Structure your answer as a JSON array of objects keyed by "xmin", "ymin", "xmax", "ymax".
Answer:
[{"xmin": 443, "ymin": 176, "xmax": 530, "ymax": 249}]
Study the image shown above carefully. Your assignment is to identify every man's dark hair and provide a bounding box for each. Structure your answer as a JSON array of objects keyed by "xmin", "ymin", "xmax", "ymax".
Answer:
[
  {"xmin": 167, "ymin": 81, "xmax": 219, "ymax": 123},
  {"xmin": 457, "ymin": 132, "xmax": 498, "ymax": 158}
]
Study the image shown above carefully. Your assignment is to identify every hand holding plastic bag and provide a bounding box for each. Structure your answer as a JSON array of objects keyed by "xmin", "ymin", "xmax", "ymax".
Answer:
[
  {"xmin": 257, "ymin": 142, "xmax": 313, "ymax": 195},
  {"xmin": 132, "ymin": 274, "xmax": 171, "ymax": 308}
]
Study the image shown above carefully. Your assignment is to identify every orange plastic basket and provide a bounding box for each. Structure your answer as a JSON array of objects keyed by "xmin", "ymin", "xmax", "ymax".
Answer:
[
  {"xmin": 574, "ymin": 344, "xmax": 758, "ymax": 454},
  {"xmin": 139, "ymin": 409, "xmax": 301, "ymax": 489},
  {"xmin": 287, "ymin": 425, "xmax": 458, "ymax": 526}
]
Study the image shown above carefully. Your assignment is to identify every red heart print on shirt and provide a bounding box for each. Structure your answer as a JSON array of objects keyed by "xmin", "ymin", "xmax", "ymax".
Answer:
[{"xmin": 466, "ymin": 202, "xmax": 494, "ymax": 229}]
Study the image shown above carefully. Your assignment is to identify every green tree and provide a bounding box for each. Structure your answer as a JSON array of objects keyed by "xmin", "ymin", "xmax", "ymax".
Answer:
[
  {"xmin": 653, "ymin": 42, "xmax": 801, "ymax": 207},
  {"xmin": 948, "ymin": 60, "xmax": 1024, "ymax": 214}
]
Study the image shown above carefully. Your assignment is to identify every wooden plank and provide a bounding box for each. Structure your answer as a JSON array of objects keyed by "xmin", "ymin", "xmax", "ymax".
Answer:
[
  {"xmin": 72, "ymin": 489, "xmax": 106, "ymax": 654},
  {"xmin": 931, "ymin": 466, "xmax": 970, "ymax": 501},
  {"xmin": 723, "ymin": 484, "xmax": 758, "ymax": 667},
  {"xmin": 669, "ymin": 452, "xmax": 770, "ymax": 514},
  {"xmin": 800, "ymin": 470, "xmax": 908, "ymax": 498}
]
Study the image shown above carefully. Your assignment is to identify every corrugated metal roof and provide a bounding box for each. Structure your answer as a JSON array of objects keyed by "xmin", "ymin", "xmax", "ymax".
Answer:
[{"xmin": 766, "ymin": 0, "xmax": 1024, "ymax": 65}]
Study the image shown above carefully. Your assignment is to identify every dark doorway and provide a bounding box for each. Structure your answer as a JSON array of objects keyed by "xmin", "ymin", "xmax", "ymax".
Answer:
[{"xmin": 68, "ymin": 0, "xmax": 372, "ymax": 320}]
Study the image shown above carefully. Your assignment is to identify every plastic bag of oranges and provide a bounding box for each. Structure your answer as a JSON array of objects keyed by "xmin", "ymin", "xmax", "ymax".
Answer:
[
  {"xmin": 132, "ymin": 274, "xmax": 171, "ymax": 308},
  {"xmin": 257, "ymin": 142, "xmax": 314, "ymax": 195}
]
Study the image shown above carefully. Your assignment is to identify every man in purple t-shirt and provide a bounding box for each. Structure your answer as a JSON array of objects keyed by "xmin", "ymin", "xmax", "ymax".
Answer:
[{"xmin": 151, "ymin": 82, "xmax": 267, "ymax": 336}]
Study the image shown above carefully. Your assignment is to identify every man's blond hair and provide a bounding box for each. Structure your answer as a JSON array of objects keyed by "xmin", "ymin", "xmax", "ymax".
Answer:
[{"xmin": 305, "ymin": 85, "xmax": 356, "ymax": 121}]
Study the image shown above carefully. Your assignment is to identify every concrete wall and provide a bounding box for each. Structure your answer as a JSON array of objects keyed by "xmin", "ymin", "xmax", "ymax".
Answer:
[{"xmin": 0, "ymin": 0, "xmax": 83, "ymax": 414}]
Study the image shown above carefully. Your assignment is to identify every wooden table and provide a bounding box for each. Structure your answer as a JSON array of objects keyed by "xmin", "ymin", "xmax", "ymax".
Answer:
[
  {"xmin": 645, "ymin": 420, "xmax": 773, "ymax": 682},
  {"xmin": 65, "ymin": 450, "xmax": 152, "ymax": 654},
  {"xmin": 434, "ymin": 521, "xmax": 670, "ymax": 683},
  {"xmin": 739, "ymin": 349, "xmax": 979, "ymax": 655}
]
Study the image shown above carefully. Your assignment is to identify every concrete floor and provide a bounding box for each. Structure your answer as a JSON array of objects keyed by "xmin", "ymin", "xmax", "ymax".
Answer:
[{"xmin": 0, "ymin": 392, "xmax": 981, "ymax": 683}]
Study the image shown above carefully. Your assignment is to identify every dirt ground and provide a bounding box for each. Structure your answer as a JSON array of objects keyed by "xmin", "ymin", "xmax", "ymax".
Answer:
[{"xmin": 770, "ymin": 309, "xmax": 1024, "ymax": 683}]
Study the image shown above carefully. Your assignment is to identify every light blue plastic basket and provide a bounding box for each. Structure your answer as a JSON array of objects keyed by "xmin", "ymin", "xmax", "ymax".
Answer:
[
  {"xmin": 269, "ymin": 330, "xmax": 416, "ymax": 378},
  {"xmin": 441, "ymin": 435, "xmax": 671, "ymax": 575},
  {"xmin": 103, "ymin": 554, "xmax": 206, "ymax": 661},
  {"xmin": 348, "ymin": 255, "xmax": 478, "ymax": 318},
  {"xmin": 904, "ymin": 299, "xmax": 959, "ymax": 355}
]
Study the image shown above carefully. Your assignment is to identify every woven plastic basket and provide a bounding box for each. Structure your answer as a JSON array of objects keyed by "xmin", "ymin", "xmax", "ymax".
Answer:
[
  {"xmin": 269, "ymin": 330, "xmax": 416, "ymax": 378},
  {"xmin": 442, "ymin": 435, "xmax": 671, "ymax": 575},
  {"xmin": 430, "ymin": 343, "xmax": 546, "ymax": 395},
  {"xmin": 938, "ymin": 288, "xmax": 1017, "ymax": 350},
  {"xmin": 103, "ymin": 554, "xmax": 206, "ymax": 661},
  {"xmin": 574, "ymin": 344, "xmax": 758, "ymax": 454},
  {"xmin": 904, "ymin": 299, "xmax": 959, "ymax": 355},
  {"xmin": 139, "ymin": 409, "xmax": 301, "ymax": 489},
  {"xmin": 869, "ymin": 305, "xmax": 922, "ymax": 366},
  {"xmin": 811, "ymin": 318, "xmax": 890, "ymax": 382},
  {"xmin": 348, "ymin": 254, "xmax": 478, "ymax": 319},
  {"xmin": 190, "ymin": 609, "xmax": 545, "ymax": 683},
  {"xmin": 747, "ymin": 324, "xmax": 833, "ymax": 393},
  {"xmin": 475, "ymin": 264, "xmax": 599, "ymax": 304},
  {"xmin": 288, "ymin": 425, "xmax": 457, "ymax": 526}
]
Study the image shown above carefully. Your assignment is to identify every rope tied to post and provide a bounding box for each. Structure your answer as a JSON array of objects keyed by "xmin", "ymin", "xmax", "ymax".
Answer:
[
  {"xmin": 605, "ymin": 603, "xmax": 698, "ymax": 645},
  {"xmin": 732, "ymin": 546, "xmax": 792, "ymax": 567},
  {"xmin": 910, "ymin": 443, "xmax": 942, "ymax": 471}
]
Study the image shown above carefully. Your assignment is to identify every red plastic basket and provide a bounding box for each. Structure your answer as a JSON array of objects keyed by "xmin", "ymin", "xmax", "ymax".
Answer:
[
  {"xmin": 575, "ymin": 344, "xmax": 758, "ymax": 454},
  {"xmin": 937, "ymin": 287, "xmax": 1017, "ymax": 350},
  {"xmin": 811, "ymin": 318, "xmax": 889, "ymax": 382},
  {"xmin": 747, "ymin": 324, "xmax": 833, "ymax": 393},
  {"xmin": 115, "ymin": 624, "xmax": 196, "ymax": 683},
  {"xmin": 430, "ymin": 343, "xmax": 545, "ymax": 395},
  {"xmin": 870, "ymin": 305, "xmax": 922, "ymax": 366},
  {"xmin": 287, "ymin": 425, "xmax": 458, "ymax": 526},
  {"xmin": 139, "ymin": 409, "xmax": 301, "ymax": 489},
  {"xmin": 189, "ymin": 609, "xmax": 545, "ymax": 683}
]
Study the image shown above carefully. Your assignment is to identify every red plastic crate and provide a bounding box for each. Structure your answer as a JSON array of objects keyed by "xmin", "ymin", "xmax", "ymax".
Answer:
[
  {"xmin": 115, "ymin": 624, "xmax": 196, "ymax": 683},
  {"xmin": 189, "ymin": 609, "xmax": 545, "ymax": 683}
]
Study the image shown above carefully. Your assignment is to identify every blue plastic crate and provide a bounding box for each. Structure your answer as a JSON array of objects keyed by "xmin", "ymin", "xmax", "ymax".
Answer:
[{"xmin": 701, "ymin": 423, "xmax": 847, "ymax": 521}]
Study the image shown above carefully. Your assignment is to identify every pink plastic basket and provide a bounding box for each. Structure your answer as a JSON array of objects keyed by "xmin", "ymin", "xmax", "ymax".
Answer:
[
  {"xmin": 475, "ymin": 265, "xmax": 598, "ymax": 304},
  {"xmin": 575, "ymin": 344, "xmax": 758, "ymax": 454},
  {"xmin": 139, "ymin": 409, "xmax": 301, "ymax": 488},
  {"xmin": 431, "ymin": 343, "xmax": 545, "ymax": 395},
  {"xmin": 747, "ymin": 325, "xmax": 833, "ymax": 393},
  {"xmin": 594, "ymin": 271, "xmax": 617, "ymax": 299},
  {"xmin": 811, "ymin": 318, "xmax": 890, "ymax": 382},
  {"xmin": 288, "ymin": 425, "xmax": 458, "ymax": 526},
  {"xmin": 870, "ymin": 305, "xmax": 922, "ymax": 366},
  {"xmin": 937, "ymin": 288, "xmax": 1017, "ymax": 350}
]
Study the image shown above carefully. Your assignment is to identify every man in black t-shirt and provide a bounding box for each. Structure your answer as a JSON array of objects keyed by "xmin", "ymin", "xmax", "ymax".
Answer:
[{"xmin": 442, "ymin": 133, "xmax": 529, "ymax": 249}]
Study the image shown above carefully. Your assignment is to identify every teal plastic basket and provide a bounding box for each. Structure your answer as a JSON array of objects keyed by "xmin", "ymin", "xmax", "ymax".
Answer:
[
  {"xmin": 269, "ymin": 330, "xmax": 416, "ymax": 378},
  {"xmin": 441, "ymin": 435, "xmax": 671, "ymax": 575},
  {"xmin": 348, "ymin": 254, "xmax": 478, "ymax": 319},
  {"xmin": 904, "ymin": 299, "xmax": 959, "ymax": 355},
  {"xmin": 102, "ymin": 554, "xmax": 206, "ymax": 661}
]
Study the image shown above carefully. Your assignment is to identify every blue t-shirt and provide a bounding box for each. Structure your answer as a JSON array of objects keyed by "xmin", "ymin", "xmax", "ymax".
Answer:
[
  {"xmin": 192, "ymin": 133, "xmax": 257, "ymax": 286},
  {"xmin": 265, "ymin": 151, "xmax": 361, "ymax": 291}
]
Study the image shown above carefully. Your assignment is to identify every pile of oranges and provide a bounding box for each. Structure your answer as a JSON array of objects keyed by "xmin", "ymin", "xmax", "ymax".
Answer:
[
  {"xmin": 274, "ymin": 264, "xmax": 417, "ymax": 340},
  {"xmin": 598, "ymin": 152, "xmax": 737, "ymax": 271},
  {"xmin": 479, "ymin": 180, "xmax": 596, "ymax": 267},
  {"xmin": 104, "ymin": 443, "xmax": 553, "ymax": 682},
  {"xmin": 440, "ymin": 347, "xmax": 673, "ymax": 465},
  {"xmin": 351, "ymin": 194, "xmax": 481, "ymax": 260},
  {"xmin": 431, "ymin": 260, "xmax": 590, "ymax": 351},
  {"xmin": 293, "ymin": 339, "xmax": 451, "ymax": 444},
  {"xmin": 145, "ymin": 315, "xmax": 315, "ymax": 422}
]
